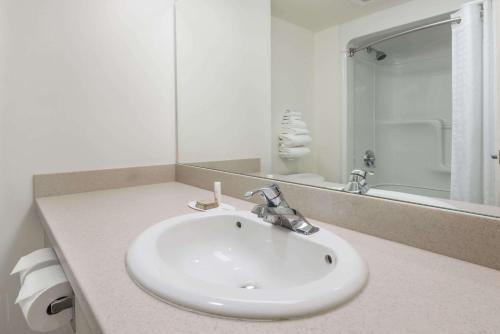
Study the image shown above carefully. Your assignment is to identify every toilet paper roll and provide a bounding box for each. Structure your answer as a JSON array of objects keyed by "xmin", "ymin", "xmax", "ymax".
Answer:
[
  {"xmin": 16, "ymin": 265, "xmax": 68, "ymax": 304},
  {"xmin": 16, "ymin": 265, "xmax": 73, "ymax": 332},
  {"xmin": 11, "ymin": 248, "xmax": 59, "ymax": 285}
]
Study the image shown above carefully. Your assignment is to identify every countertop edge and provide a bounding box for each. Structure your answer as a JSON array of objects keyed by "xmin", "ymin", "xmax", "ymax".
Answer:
[{"xmin": 36, "ymin": 200, "xmax": 104, "ymax": 334}]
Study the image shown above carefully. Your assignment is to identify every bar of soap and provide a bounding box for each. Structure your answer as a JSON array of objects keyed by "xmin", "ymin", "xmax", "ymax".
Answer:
[{"xmin": 195, "ymin": 199, "xmax": 219, "ymax": 210}]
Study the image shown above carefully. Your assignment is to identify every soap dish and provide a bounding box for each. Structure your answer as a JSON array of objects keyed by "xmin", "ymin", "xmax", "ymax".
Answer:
[{"xmin": 188, "ymin": 201, "xmax": 236, "ymax": 212}]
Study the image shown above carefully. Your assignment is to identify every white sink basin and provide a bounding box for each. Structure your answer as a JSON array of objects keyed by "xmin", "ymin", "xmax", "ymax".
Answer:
[{"xmin": 126, "ymin": 211, "xmax": 368, "ymax": 320}]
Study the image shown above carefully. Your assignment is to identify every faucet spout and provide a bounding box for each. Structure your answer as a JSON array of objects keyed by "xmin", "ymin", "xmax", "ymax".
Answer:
[{"xmin": 245, "ymin": 184, "xmax": 319, "ymax": 235}]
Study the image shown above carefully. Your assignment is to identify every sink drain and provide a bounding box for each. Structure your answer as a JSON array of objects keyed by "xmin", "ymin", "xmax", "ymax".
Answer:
[{"xmin": 240, "ymin": 282, "xmax": 259, "ymax": 290}]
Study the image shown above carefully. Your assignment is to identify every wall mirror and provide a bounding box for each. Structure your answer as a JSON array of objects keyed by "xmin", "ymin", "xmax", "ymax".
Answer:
[{"xmin": 176, "ymin": 0, "xmax": 500, "ymax": 218}]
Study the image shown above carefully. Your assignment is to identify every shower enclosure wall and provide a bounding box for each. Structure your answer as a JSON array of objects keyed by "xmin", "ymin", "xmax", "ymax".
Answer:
[{"xmin": 347, "ymin": 19, "xmax": 452, "ymax": 198}]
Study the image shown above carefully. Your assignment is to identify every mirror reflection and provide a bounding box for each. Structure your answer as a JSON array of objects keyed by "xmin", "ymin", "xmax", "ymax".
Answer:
[{"xmin": 176, "ymin": 0, "xmax": 499, "ymax": 217}]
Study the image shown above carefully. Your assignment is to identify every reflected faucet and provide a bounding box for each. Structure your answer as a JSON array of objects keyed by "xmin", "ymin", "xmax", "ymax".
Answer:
[
  {"xmin": 244, "ymin": 184, "xmax": 319, "ymax": 235},
  {"xmin": 344, "ymin": 170, "xmax": 373, "ymax": 195},
  {"xmin": 363, "ymin": 150, "xmax": 376, "ymax": 168}
]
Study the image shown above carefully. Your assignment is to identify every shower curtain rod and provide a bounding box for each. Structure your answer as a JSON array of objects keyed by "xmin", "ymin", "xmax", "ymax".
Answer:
[{"xmin": 347, "ymin": 17, "xmax": 462, "ymax": 57}]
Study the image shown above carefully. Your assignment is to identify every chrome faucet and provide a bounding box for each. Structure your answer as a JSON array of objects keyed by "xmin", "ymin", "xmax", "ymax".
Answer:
[
  {"xmin": 343, "ymin": 169, "xmax": 373, "ymax": 194},
  {"xmin": 244, "ymin": 184, "xmax": 319, "ymax": 235}
]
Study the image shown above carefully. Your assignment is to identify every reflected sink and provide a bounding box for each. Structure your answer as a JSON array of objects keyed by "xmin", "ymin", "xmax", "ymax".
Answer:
[{"xmin": 126, "ymin": 211, "xmax": 368, "ymax": 320}]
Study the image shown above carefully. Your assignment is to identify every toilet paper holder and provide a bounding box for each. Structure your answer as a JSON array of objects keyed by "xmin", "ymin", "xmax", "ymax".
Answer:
[{"xmin": 47, "ymin": 296, "xmax": 73, "ymax": 315}]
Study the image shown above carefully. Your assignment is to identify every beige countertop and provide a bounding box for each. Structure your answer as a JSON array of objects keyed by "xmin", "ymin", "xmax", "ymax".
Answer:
[{"xmin": 36, "ymin": 182, "xmax": 500, "ymax": 334}]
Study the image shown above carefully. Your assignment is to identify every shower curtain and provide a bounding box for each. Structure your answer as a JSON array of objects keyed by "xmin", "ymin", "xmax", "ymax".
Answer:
[{"xmin": 450, "ymin": 0, "xmax": 496, "ymax": 205}]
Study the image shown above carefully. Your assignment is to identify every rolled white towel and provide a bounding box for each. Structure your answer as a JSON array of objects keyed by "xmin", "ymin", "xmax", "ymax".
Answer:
[
  {"xmin": 281, "ymin": 127, "xmax": 310, "ymax": 135},
  {"xmin": 281, "ymin": 119, "xmax": 307, "ymax": 128},
  {"xmin": 279, "ymin": 147, "xmax": 311, "ymax": 160},
  {"xmin": 282, "ymin": 116, "xmax": 302, "ymax": 121},
  {"xmin": 279, "ymin": 134, "xmax": 312, "ymax": 147},
  {"xmin": 284, "ymin": 110, "xmax": 302, "ymax": 117}
]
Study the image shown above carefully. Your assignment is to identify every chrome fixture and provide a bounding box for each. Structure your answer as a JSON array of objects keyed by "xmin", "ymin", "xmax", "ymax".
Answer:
[
  {"xmin": 47, "ymin": 296, "xmax": 73, "ymax": 315},
  {"xmin": 344, "ymin": 170, "xmax": 373, "ymax": 195},
  {"xmin": 366, "ymin": 47, "xmax": 386, "ymax": 61},
  {"xmin": 363, "ymin": 150, "xmax": 376, "ymax": 167},
  {"xmin": 348, "ymin": 17, "xmax": 462, "ymax": 57},
  {"xmin": 244, "ymin": 184, "xmax": 319, "ymax": 235},
  {"xmin": 491, "ymin": 150, "xmax": 500, "ymax": 165}
]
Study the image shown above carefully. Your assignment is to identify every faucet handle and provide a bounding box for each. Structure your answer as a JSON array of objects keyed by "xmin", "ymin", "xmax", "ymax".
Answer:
[
  {"xmin": 244, "ymin": 183, "xmax": 280, "ymax": 199},
  {"xmin": 244, "ymin": 184, "xmax": 289, "ymax": 208},
  {"xmin": 349, "ymin": 169, "xmax": 374, "ymax": 180}
]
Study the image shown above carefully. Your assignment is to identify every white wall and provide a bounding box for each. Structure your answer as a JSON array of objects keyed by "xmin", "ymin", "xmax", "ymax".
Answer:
[
  {"xmin": 0, "ymin": 1, "xmax": 177, "ymax": 333},
  {"xmin": 270, "ymin": 18, "xmax": 343, "ymax": 181},
  {"xmin": 176, "ymin": 0, "xmax": 271, "ymax": 170},
  {"xmin": 313, "ymin": 26, "xmax": 343, "ymax": 182},
  {"xmin": 271, "ymin": 17, "xmax": 315, "ymax": 174}
]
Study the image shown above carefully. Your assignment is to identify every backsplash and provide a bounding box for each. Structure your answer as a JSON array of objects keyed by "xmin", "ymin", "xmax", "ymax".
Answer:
[{"xmin": 177, "ymin": 164, "xmax": 500, "ymax": 271}]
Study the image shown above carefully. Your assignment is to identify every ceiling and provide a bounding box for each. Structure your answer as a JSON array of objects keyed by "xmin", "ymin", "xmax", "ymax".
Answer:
[{"xmin": 271, "ymin": 0, "xmax": 414, "ymax": 32}]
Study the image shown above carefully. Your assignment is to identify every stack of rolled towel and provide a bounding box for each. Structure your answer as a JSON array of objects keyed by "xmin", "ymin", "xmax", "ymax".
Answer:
[{"xmin": 279, "ymin": 109, "xmax": 312, "ymax": 160}]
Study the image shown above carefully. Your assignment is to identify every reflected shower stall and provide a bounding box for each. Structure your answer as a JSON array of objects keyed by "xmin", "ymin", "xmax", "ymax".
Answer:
[
  {"xmin": 346, "ymin": 2, "xmax": 496, "ymax": 204},
  {"xmin": 347, "ymin": 17, "xmax": 454, "ymax": 198}
]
